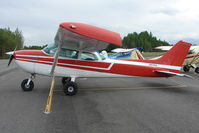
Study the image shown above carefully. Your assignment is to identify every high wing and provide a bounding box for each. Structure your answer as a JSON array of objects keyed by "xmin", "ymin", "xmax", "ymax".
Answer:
[{"xmin": 54, "ymin": 22, "xmax": 122, "ymax": 52}]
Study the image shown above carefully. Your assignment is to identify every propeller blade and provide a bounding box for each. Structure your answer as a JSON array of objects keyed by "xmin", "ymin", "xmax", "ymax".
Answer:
[
  {"xmin": 7, "ymin": 46, "xmax": 17, "ymax": 67},
  {"xmin": 8, "ymin": 54, "xmax": 14, "ymax": 67}
]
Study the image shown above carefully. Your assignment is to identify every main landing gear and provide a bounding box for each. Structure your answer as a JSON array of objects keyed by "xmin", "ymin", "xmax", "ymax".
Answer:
[
  {"xmin": 195, "ymin": 67, "xmax": 199, "ymax": 73},
  {"xmin": 62, "ymin": 77, "xmax": 78, "ymax": 96},
  {"xmin": 183, "ymin": 66, "xmax": 190, "ymax": 72},
  {"xmin": 21, "ymin": 74, "xmax": 35, "ymax": 91},
  {"xmin": 183, "ymin": 66, "xmax": 199, "ymax": 73}
]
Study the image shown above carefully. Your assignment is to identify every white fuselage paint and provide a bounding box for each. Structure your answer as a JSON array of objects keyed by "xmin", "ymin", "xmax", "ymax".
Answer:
[{"xmin": 15, "ymin": 54, "xmax": 181, "ymax": 78}]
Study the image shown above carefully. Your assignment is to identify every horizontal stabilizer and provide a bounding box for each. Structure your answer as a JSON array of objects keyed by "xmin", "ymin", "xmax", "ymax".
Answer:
[{"xmin": 155, "ymin": 70, "xmax": 194, "ymax": 79}]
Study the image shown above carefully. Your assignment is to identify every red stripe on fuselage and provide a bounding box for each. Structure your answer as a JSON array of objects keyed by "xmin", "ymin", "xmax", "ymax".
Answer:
[
  {"xmin": 14, "ymin": 50, "xmax": 50, "ymax": 56},
  {"xmin": 14, "ymin": 50, "xmax": 175, "ymax": 77},
  {"xmin": 15, "ymin": 56, "xmax": 174, "ymax": 77},
  {"xmin": 15, "ymin": 55, "xmax": 111, "ymax": 69}
]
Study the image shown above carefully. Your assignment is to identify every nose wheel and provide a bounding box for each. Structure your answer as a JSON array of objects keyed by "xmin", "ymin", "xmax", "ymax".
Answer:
[
  {"xmin": 21, "ymin": 79, "xmax": 34, "ymax": 91},
  {"xmin": 21, "ymin": 74, "xmax": 35, "ymax": 91}
]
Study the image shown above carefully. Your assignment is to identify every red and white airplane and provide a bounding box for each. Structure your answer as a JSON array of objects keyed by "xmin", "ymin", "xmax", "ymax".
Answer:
[{"xmin": 7, "ymin": 22, "xmax": 192, "ymax": 113}]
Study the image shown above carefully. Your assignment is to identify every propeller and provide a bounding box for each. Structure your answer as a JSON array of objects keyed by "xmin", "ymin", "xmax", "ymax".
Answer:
[
  {"xmin": 6, "ymin": 47, "xmax": 17, "ymax": 67},
  {"xmin": 8, "ymin": 54, "xmax": 14, "ymax": 66}
]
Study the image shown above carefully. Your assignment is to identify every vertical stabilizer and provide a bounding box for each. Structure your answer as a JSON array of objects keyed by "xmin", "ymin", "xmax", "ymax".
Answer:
[{"xmin": 156, "ymin": 41, "xmax": 191, "ymax": 66}]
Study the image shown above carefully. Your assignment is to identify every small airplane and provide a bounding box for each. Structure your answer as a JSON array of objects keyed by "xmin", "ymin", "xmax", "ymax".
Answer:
[
  {"xmin": 155, "ymin": 45, "xmax": 199, "ymax": 73},
  {"xmin": 6, "ymin": 22, "xmax": 192, "ymax": 114},
  {"xmin": 108, "ymin": 48, "xmax": 144, "ymax": 60}
]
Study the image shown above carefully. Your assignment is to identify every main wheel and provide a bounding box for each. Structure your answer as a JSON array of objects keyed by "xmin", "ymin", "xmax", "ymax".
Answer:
[
  {"xmin": 183, "ymin": 66, "xmax": 190, "ymax": 72},
  {"xmin": 62, "ymin": 77, "xmax": 71, "ymax": 85},
  {"xmin": 195, "ymin": 67, "xmax": 199, "ymax": 73},
  {"xmin": 63, "ymin": 81, "xmax": 78, "ymax": 96},
  {"xmin": 21, "ymin": 79, "xmax": 34, "ymax": 91}
]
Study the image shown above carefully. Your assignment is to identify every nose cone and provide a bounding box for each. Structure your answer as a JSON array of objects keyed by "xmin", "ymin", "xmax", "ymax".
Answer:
[{"xmin": 6, "ymin": 51, "xmax": 14, "ymax": 56}]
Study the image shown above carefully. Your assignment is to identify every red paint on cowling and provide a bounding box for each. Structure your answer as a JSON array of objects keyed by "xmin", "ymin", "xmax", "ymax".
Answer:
[
  {"xmin": 14, "ymin": 50, "xmax": 50, "ymax": 57},
  {"xmin": 60, "ymin": 22, "xmax": 122, "ymax": 46}
]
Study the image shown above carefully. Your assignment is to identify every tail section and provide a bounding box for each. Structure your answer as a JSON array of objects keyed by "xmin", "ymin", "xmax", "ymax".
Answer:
[
  {"xmin": 156, "ymin": 40, "xmax": 192, "ymax": 66},
  {"xmin": 130, "ymin": 49, "xmax": 145, "ymax": 60}
]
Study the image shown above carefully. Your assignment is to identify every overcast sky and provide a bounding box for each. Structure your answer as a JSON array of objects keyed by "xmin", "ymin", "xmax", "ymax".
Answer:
[{"xmin": 1, "ymin": 0, "xmax": 199, "ymax": 46}]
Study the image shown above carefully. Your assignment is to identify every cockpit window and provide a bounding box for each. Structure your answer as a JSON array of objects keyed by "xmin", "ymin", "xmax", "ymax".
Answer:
[
  {"xmin": 81, "ymin": 52, "xmax": 98, "ymax": 61},
  {"xmin": 60, "ymin": 48, "xmax": 78, "ymax": 59},
  {"xmin": 43, "ymin": 43, "xmax": 78, "ymax": 59}
]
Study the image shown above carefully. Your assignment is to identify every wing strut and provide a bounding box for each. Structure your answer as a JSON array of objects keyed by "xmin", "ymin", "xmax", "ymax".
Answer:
[{"xmin": 44, "ymin": 42, "xmax": 63, "ymax": 114}]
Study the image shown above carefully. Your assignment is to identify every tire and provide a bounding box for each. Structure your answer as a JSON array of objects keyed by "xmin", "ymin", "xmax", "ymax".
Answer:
[
  {"xmin": 183, "ymin": 66, "xmax": 190, "ymax": 72},
  {"xmin": 62, "ymin": 77, "xmax": 71, "ymax": 85},
  {"xmin": 195, "ymin": 67, "xmax": 199, "ymax": 73},
  {"xmin": 21, "ymin": 79, "xmax": 34, "ymax": 91},
  {"xmin": 63, "ymin": 81, "xmax": 78, "ymax": 96}
]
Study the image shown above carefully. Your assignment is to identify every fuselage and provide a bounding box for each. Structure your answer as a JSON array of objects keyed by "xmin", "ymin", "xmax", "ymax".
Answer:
[{"xmin": 13, "ymin": 49, "xmax": 181, "ymax": 78}]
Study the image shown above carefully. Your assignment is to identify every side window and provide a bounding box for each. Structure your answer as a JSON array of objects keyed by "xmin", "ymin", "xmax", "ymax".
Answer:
[
  {"xmin": 81, "ymin": 52, "xmax": 98, "ymax": 61},
  {"xmin": 59, "ymin": 48, "xmax": 78, "ymax": 59}
]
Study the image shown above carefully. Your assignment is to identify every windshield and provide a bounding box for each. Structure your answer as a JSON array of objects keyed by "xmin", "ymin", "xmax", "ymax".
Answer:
[{"xmin": 43, "ymin": 43, "xmax": 57, "ymax": 56}]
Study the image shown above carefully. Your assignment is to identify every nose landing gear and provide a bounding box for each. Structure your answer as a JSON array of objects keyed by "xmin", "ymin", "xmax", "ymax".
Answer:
[{"xmin": 21, "ymin": 74, "xmax": 35, "ymax": 91}]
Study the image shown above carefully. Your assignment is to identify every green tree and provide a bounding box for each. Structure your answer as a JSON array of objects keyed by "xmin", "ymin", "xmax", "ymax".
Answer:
[
  {"xmin": 122, "ymin": 31, "xmax": 170, "ymax": 52},
  {"xmin": 23, "ymin": 45, "xmax": 48, "ymax": 50},
  {"xmin": 0, "ymin": 28, "xmax": 24, "ymax": 58}
]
